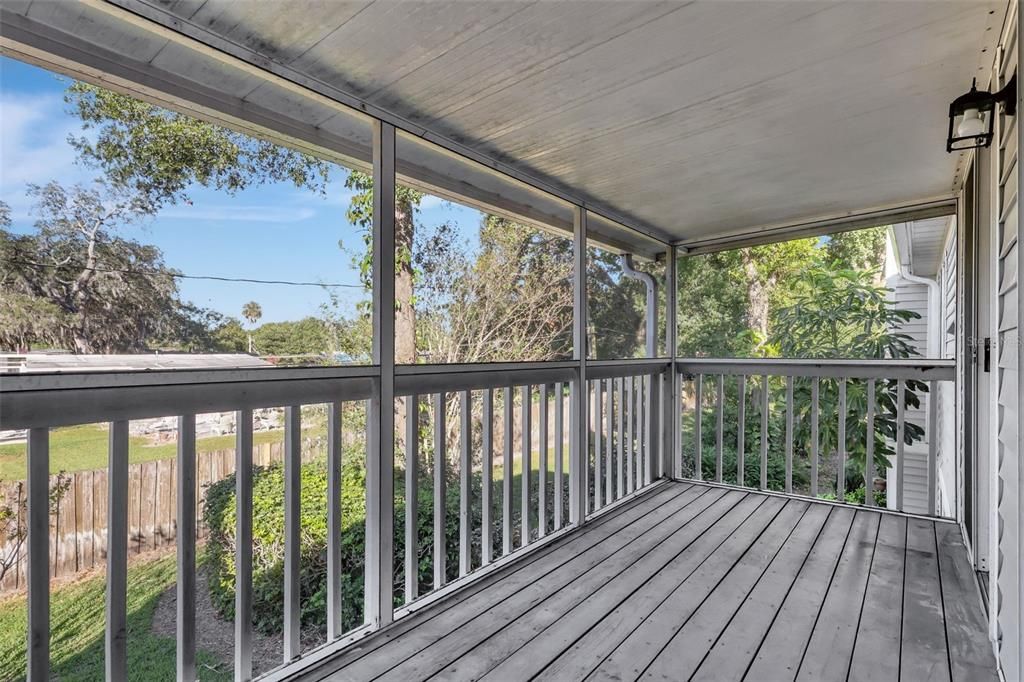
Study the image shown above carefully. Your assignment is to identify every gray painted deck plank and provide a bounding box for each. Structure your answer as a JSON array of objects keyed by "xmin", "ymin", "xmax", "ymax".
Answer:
[
  {"xmin": 744, "ymin": 506, "xmax": 858, "ymax": 681},
  {"xmin": 585, "ymin": 497, "xmax": 793, "ymax": 682},
  {"xmin": 297, "ymin": 483, "xmax": 995, "ymax": 682},
  {"xmin": 332, "ymin": 485, "xmax": 715, "ymax": 681},
  {"xmin": 687, "ymin": 503, "xmax": 833, "ymax": 681},
  {"xmin": 795, "ymin": 510, "xmax": 880, "ymax": 681},
  {"xmin": 307, "ymin": 482, "xmax": 688, "ymax": 679},
  {"xmin": 900, "ymin": 518, "xmax": 951, "ymax": 682},
  {"xmin": 934, "ymin": 523, "xmax": 999, "ymax": 681},
  {"xmin": 378, "ymin": 488, "xmax": 742, "ymax": 681},
  {"xmin": 847, "ymin": 514, "xmax": 908, "ymax": 682},
  {"xmin": 643, "ymin": 499, "xmax": 819, "ymax": 681},
  {"xmin": 474, "ymin": 494, "xmax": 777, "ymax": 681}
]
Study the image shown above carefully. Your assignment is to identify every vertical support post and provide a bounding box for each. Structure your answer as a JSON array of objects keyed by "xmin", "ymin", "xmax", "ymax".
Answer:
[
  {"xmin": 481, "ymin": 389, "xmax": 494, "ymax": 565},
  {"xmin": 785, "ymin": 376, "xmax": 794, "ymax": 494},
  {"xmin": 106, "ymin": 420, "xmax": 129, "ymax": 682},
  {"xmin": 234, "ymin": 410, "xmax": 253, "ymax": 681},
  {"xmin": 26, "ymin": 428, "xmax": 49, "ymax": 682},
  {"xmin": 927, "ymin": 379, "xmax": 938, "ymax": 515},
  {"xmin": 759, "ymin": 374, "xmax": 769, "ymax": 490},
  {"xmin": 502, "ymin": 386, "xmax": 513, "ymax": 555},
  {"xmin": 896, "ymin": 381, "xmax": 906, "ymax": 512},
  {"xmin": 459, "ymin": 391, "xmax": 472, "ymax": 576},
  {"xmin": 811, "ymin": 377, "xmax": 820, "ymax": 498},
  {"xmin": 433, "ymin": 392, "xmax": 447, "ymax": 589},
  {"xmin": 328, "ymin": 403, "xmax": 344, "ymax": 634},
  {"xmin": 694, "ymin": 375, "xmax": 703, "ymax": 481},
  {"xmin": 521, "ymin": 384, "xmax": 532, "ymax": 546},
  {"xmin": 284, "ymin": 406, "xmax": 301, "ymax": 662},
  {"xmin": 554, "ymin": 382, "xmax": 564, "ymax": 530},
  {"xmin": 570, "ymin": 206, "xmax": 588, "ymax": 525},
  {"xmin": 665, "ymin": 245, "xmax": 678, "ymax": 478},
  {"xmin": 403, "ymin": 396, "xmax": 419, "ymax": 603},
  {"xmin": 837, "ymin": 380, "xmax": 847, "ymax": 501},
  {"xmin": 539, "ymin": 384, "xmax": 548, "ymax": 537},
  {"xmin": 865, "ymin": 380, "xmax": 876, "ymax": 508},
  {"xmin": 367, "ymin": 119, "xmax": 396, "ymax": 627},
  {"xmin": 736, "ymin": 374, "xmax": 746, "ymax": 487},
  {"xmin": 177, "ymin": 416, "xmax": 196, "ymax": 680}
]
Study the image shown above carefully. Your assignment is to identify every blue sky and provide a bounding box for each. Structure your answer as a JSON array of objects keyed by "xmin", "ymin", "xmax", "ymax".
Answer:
[{"xmin": 1, "ymin": 55, "xmax": 483, "ymax": 324}]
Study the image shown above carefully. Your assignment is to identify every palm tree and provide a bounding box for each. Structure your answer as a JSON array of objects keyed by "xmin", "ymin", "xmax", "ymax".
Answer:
[{"xmin": 241, "ymin": 301, "xmax": 262, "ymax": 354}]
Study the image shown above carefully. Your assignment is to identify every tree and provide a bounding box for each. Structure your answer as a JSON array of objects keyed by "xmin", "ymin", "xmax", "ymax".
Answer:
[
  {"xmin": 773, "ymin": 264, "xmax": 925, "ymax": 484},
  {"xmin": 0, "ymin": 181, "xmax": 191, "ymax": 352},
  {"xmin": 242, "ymin": 301, "xmax": 263, "ymax": 354}
]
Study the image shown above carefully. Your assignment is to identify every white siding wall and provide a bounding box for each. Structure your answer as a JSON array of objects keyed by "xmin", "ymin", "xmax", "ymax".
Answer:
[
  {"xmin": 936, "ymin": 228, "xmax": 958, "ymax": 519},
  {"xmin": 885, "ymin": 274, "xmax": 932, "ymax": 515}
]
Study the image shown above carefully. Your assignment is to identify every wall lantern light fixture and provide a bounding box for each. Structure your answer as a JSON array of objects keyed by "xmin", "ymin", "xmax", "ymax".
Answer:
[{"xmin": 947, "ymin": 74, "xmax": 1017, "ymax": 152}]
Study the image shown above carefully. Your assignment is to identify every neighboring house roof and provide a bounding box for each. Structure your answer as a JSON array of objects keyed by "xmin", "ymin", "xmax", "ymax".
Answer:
[
  {"xmin": 890, "ymin": 216, "xmax": 954, "ymax": 278},
  {"xmin": 0, "ymin": 353, "xmax": 272, "ymax": 374}
]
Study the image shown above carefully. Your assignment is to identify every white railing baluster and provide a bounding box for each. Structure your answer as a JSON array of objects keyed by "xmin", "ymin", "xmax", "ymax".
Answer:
[
  {"xmin": 626, "ymin": 377, "xmax": 634, "ymax": 493},
  {"xmin": 554, "ymin": 382, "xmax": 564, "ymax": 531},
  {"xmin": 785, "ymin": 376, "xmax": 794, "ymax": 494},
  {"xmin": 284, "ymin": 406, "xmax": 301, "ymax": 662},
  {"xmin": 810, "ymin": 377, "xmax": 820, "ymax": 497},
  {"xmin": 928, "ymin": 379, "xmax": 938, "ymax": 515},
  {"xmin": 759, "ymin": 374, "xmax": 769, "ymax": 490},
  {"xmin": 459, "ymin": 391, "xmax": 472, "ymax": 577},
  {"xmin": 594, "ymin": 381, "xmax": 602, "ymax": 510},
  {"xmin": 865, "ymin": 380, "xmax": 876, "ymax": 507},
  {"xmin": 433, "ymin": 392, "xmax": 447, "ymax": 589},
  {"xmin": 539, "ymin": 384, "xmax": 548, "ymax": 538},
  {"xmin": 736, "ymin": 374, "xmax": 746, "ymax": 487},
  {"xmin": 639, "ymin": 375, "xmax": 648, "ymax": 487},
  {"xmin": 26, "ymin": 427, "xmax": 49, "ymax": 681},
  {"xmin": 616, "ymin": 377, "xmax": 624, "ymax": 496},
  {"xmin": 503, "ymin": 386, "xmax": 513, "ymax": 555},
  {"xmin": 177, "ymin": 415, "xmax": 197, "ymax": 680},
  {"xmin": 605, "ymin": 378, "xmax": 613, "ymax": 502},
  {"xmin": 896, "ymin": 380, "xmax": 906, "ymax": 512},
  {"xmin": 716, "ymin": 374, "xmax": 724, "ymax": 483},
  {"xmin": 328, "ymin": 403, "xmax": 344, "ymax": 634},
  {"xmin": 694, "ymin": 375, "xmax": 703, "ymax": 482},
  {"xmin": 235, "ymin": 410, "xmax": 253, "ymax": 681},
  {"xmin": 404, "ymin": 395, "xmax": 419, "ymax": 604},
  {"xmin": 481, "ymin": 389, "xmax": 494, "ymax": 565},
  {"xmin": 837, "ymin": 380, "xmax": 847, "ymax": 501},
  {"xmin": 521, "ymin": 384, "xmax": 532, "ymax": 545},
  {"xmin": 106, "ymin": 420, "xmax": 129, "ymax": 681}
]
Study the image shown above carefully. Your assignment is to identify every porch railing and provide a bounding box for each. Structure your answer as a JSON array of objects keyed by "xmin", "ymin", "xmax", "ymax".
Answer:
[
  {"xmin": 0, "ymin": 356, "xmax": 952, "ymax": 680},
  {"xmin": 674, "ymin": 358, "xmax": 956, "ymax": 517}
]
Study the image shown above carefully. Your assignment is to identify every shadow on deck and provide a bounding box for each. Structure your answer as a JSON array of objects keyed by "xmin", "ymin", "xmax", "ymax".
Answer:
[{"xmin": 288, "ymin": 481, "xmax": 996, "ymax": 682}]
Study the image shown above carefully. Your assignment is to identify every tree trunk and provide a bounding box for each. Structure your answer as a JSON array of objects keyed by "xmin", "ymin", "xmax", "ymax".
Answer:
[{"xmin": 742, "ymin": 255, "xmax": 772, "ymax": 338}]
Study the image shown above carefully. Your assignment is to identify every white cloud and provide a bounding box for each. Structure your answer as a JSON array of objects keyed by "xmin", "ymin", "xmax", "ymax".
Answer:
[
  {"xmin": 160, "ymin": 204, "xmax": 317, "ymax": 223},
  {"xmin": 0, "ymin": 91, "xmax": 91, "ymax": 223}
]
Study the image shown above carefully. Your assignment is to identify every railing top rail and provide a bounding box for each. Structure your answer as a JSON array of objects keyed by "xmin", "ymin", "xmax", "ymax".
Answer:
[{"xmin": 675, "ymin": 357, "xmax": 956, "ymax": 381}]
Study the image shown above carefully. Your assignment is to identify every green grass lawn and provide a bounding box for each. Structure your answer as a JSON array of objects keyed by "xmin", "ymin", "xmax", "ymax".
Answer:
[
  {"xmin": 0, "ymin": 553, "xmax": 230, "ymax": 681},
  {"xmin": 0, "ymin": 425, "xmax": 293, "ymax": 480}
]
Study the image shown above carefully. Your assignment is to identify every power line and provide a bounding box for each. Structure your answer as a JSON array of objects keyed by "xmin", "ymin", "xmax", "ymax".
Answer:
[{"xmin": 2, "ymin": 258, "xmax": 364, "ymax": 289}]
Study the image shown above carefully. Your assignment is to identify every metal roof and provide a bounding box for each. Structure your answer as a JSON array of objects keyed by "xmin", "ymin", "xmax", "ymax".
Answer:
[{"xmin": 0, "ymin": 0, "xmax": 1002, "ymax": 253}]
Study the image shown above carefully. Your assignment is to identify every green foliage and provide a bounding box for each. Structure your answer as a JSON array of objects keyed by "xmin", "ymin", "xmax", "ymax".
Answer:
[{"xmin": 65, "ymin": 82, "xmax": 331, "ymax": 209}]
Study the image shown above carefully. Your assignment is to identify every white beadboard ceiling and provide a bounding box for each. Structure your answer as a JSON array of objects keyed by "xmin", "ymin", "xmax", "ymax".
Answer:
[{"xmin": 0, "ymin": 0, "xmax": 1005, "ymax": 252}]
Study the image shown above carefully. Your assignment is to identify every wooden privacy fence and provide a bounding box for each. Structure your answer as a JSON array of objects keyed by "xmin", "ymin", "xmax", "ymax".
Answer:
[{"xmin": 0, "ymin": 438, "xmax": 325, "ymax": 592}]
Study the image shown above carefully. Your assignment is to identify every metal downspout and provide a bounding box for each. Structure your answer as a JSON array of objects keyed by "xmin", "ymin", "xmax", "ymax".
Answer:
[{"xmin": 620, "ymin": 254, "xmax": 658, "ymax": 357}]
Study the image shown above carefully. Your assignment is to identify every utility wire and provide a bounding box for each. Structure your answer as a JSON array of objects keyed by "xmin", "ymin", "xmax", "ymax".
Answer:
[{"xmin": 2, "ymin": 258, "xmax": 364, "ymax": 289}]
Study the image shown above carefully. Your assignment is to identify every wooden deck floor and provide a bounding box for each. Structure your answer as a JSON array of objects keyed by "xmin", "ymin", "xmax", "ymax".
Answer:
[{"xmin": 294, "ymin": 481, "xmax": 997, "ymax": 682}]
